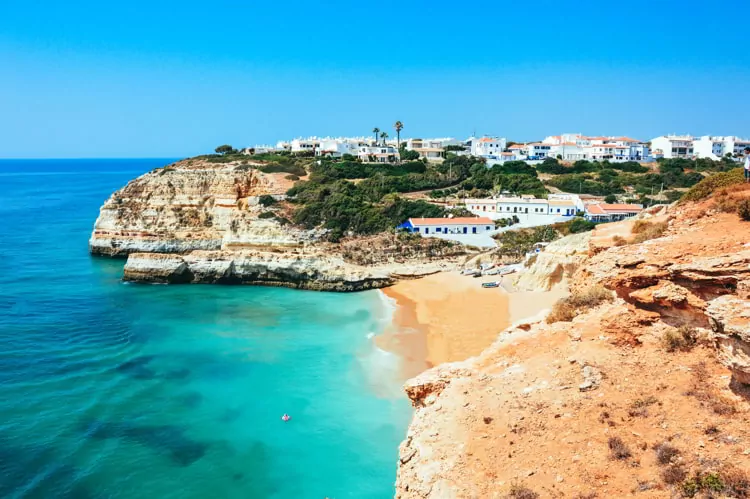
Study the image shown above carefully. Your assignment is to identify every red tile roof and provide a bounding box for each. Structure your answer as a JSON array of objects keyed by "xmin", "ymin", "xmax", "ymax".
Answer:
[{"xmin": 410, "ymin": 217, "xmax": 494, "ymax": 226}]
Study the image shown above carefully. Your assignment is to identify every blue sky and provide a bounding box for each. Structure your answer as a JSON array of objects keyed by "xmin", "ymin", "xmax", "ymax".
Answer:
[{"xmin": 1, "ymin": 0, "xmax": 749, "ymax": 158}]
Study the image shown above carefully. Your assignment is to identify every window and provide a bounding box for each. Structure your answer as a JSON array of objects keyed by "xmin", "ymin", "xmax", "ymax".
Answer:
[{"xmin": 435, "ymin": 228, "xmax": 441, "ymax": 233}]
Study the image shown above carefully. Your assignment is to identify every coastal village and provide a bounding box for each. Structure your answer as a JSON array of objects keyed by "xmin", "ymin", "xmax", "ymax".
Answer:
[{"xmin": 241, "ymin": 130, "xmax": 750, "ymax": 247}]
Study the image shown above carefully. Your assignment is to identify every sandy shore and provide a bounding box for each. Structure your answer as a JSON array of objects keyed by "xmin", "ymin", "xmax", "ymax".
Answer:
[{"xmin": 376, "ymin": 271, "xmax": 565, "ymax": 374}]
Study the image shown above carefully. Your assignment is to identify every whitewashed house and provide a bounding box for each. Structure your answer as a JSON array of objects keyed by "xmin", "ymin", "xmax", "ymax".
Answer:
[
  {"xmin": 693, "ymin": 136, "xmax": 750, "ymax": 159},
  {"xmin": 525, "ymin": 143, "xmax": 552, "ymax": 159},
  {"xmin": 406, "ymin": 138, "xmax": 459, "ymax": 162},
  {"xmin": 548, "ymin": 142, "xmax": 586, "ymax": 161},
  {"xmin": 290, "ymin": 138, "xmax": 321, "ymax": 153},
  {"xmin": 471, "ymin": 137, "xmax": 508, "ymax": 157},
  {"xmin": 398, "ymin": 217, "xmax": 495, "ymax": 236},
  {"xmin": 649, "ymin": 135, "xmax": 694, "ymax": 159},
  {"xmin": 465, "ymin": 193, "xmax": 580, "ymax": 225},
  {"xmin": 316, "ymin": 139, "xmax": 359, "ymax": 158},
  {"xmin": 584, "ymin": 203, "xmax": 642, "ymax": 222},
  {"xmin": 358, "ymin": 145, "xmax": 400, "ymax": 163}
]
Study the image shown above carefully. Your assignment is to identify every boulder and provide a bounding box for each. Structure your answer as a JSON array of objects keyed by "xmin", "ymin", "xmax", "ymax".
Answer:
[{"xmin": 706, "ymin": 295, "xmax": 750, "ymax": 385}]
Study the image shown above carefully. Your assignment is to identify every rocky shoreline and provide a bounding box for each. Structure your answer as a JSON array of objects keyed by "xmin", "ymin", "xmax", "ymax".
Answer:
[{"xmin": 89, "ymin": 158, "xmax": 464, "ymax": 291}]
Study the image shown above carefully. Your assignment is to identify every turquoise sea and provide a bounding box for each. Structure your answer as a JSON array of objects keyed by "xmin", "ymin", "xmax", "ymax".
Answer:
[{"xmin": 0, "ymin": 159, "xmax": 411, "ymax": 498}]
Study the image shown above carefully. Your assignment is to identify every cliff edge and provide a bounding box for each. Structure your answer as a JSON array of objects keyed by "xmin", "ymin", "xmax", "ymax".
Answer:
[
  {"xmin": 89, "ymin": 158, "xmax": 465, "ymax": 290},
  {"xmin": 396, "ymin": 188, "xmax": 750, "ymax": 498}
]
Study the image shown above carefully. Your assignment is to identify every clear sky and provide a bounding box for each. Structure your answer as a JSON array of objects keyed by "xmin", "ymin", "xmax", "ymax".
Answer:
[{"xmin": 2, "ymin": 0, "xmax": 750, "ymax": 158}]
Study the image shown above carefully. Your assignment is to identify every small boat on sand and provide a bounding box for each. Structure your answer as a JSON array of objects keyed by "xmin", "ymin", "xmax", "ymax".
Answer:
[{"xmin": 482, "ymin": 281, "xmax": 500, "ymax": 288}]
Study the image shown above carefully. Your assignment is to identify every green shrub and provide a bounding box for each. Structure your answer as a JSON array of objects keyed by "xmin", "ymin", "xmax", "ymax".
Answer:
[
  {"xmin": 568, "ymin": 218, "xmax": 596, "ymax": 233},
  {"xmin": 258, "ymin": 211, "xmax": 276, "ymax": 219},
  {"xmin": 258, "ymin": 194, "xmax": 277, "ymax": 207}
]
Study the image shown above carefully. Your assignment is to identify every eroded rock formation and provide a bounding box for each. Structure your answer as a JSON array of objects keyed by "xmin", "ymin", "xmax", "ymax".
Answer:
[
  {"xmin": 90, "ymin": 158, "xmax": 464, "ymax": 291},
  {"xmin": 396, "ymin": 199, "xmax": 750, "ymax": 498}
]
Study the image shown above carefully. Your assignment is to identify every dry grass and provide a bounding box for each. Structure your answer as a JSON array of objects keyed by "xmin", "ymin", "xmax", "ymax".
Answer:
[
  {"xmin": 721, "ymin": 466, "xmax": 750, "ymax": 498},
  {"xmin": 685, "ymin": 362, "xmax": 738, "ymax": 416},
  {"xmin": 662, "ymin": 465, "xmax": 688, "ymax": 485},
  {"xmin": 547, "ymin": 285, "xmax": 613, "ymax": 323},
  {"xmin": 654, "ymin": 442, "xmax": 680, "ymax": 465},
  {"xmin": 739, "ymin": 199, "xmax": 750, "ymax": 221},
  {"xmin": 507, "ymin": 483, "xmax": 539, "ymax": 499},
  {"xmin": 608, "ymin": 436, "xmax": 632, "ymax": 460},
  {"xmin": 680, "ymin": 168, "xmax": 745, "ymax": 202},
  {"xmin": 662, "ymin": 326, "xmax": 698, "ymax": 352},
  {"xmin": 628, "ymin": 395, "xmax": 659, "ymax": 418},
  {"xmin": 630, "ymin": 220, "xmax": 668, "ymax": 243},
  {"xmin": 612, "ymin": 235, "xmax": 627, "ymax": 246}
]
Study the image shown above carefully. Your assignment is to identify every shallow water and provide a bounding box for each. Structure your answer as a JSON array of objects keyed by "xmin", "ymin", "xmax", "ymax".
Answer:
[{"xmin": 0, "ymin": 159, "xmax": 411, "ymax": 498}]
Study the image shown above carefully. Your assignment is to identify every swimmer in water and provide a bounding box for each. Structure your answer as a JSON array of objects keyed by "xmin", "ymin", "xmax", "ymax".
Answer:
[{"xmin": 281, "ymin": 413, "xmax": 290, "ymax": 422}]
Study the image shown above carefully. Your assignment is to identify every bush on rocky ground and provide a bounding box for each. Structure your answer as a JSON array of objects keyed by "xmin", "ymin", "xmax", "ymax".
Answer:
[
  {"xmin": 547, "ymin": 285, "xmax": 613, "ymax": 323},
  {"xmin": 662, "ymin": 326, "xmax": 698, "ymax": 352}
]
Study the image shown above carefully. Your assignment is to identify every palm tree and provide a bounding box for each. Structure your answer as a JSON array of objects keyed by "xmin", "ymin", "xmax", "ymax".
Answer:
[
  {"xmin": 372, "ymin": 127, "xmax": 380, "ymax": 146},
  {"xmin": 394, "ymin": 121, "xmax": 404, "ymax": 150},
  {"xmin": 380, "ymin": 132, "xmax": 388, "ymax": 145}
]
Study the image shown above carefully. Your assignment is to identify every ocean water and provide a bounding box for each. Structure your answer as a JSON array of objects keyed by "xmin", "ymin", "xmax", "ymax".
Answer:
[{"xmin": 0, "ymin": 159, "xmax": 411, "ymax": 498}]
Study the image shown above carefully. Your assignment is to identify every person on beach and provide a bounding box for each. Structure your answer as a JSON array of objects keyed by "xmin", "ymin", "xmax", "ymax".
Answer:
[{"xmin": 745, "ymin": 147, "xmax": 750, "ymax": 183}]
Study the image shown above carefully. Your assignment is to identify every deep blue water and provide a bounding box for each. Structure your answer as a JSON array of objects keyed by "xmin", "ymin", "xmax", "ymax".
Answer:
[{"xmin": 0, "ymin": 159, "xmax": 411, "ymax": 498}]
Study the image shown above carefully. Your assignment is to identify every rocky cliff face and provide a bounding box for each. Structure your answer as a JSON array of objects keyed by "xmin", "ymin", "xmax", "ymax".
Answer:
[
  {"xmin": 396, "ymin": 198, "xmax": 750, "ymax": 498},
  {"xmin": 90, "ymin": 158, "xmax": 463, "ymax": 291},
  {"xmin": 513, "ymin": 231, "xmax": 591, "ymax": 292},
  {"xmin": 89, "ymin": 159, "xmax": 311, "ymax": 256}
]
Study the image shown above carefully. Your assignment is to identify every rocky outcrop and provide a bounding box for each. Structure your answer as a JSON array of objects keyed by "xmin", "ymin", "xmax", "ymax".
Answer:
[
  {"xmin": 513, "ymin": 231, "xmax": 591, "ymax": 291},
  {"xmin": 91, "ymin": 158, "xmax": 464, "ymax": 290},
  {"xmin": 89, "ymin": 159, "xmax": 310, "ymax": 257},
  {"xmin": 396, "ymin": 198, "xmax": 750, "ymax": 498},
  {"xmin": 706, "ymin": 295, "xmax": 750, "ymax": 385},
  {"xmin": 124, "ymin": 250, "xmax": 456, "ymax": 291}
]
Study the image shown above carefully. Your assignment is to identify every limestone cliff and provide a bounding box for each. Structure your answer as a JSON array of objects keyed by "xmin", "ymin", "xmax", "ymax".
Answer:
[
  {"xmin": 513, "ymin": 231, "xmax": 591, "ymax": 292},
  {"xmin": 396, "ymin": 196, "xmax": 750, "ymax": 498},
  {"xmin": 90, "ymin": 158, "xmax": 464, "ymax": 291},
  {"xmin": 89, "ymin": 159, "xmax": 311, "ymax": 256}
]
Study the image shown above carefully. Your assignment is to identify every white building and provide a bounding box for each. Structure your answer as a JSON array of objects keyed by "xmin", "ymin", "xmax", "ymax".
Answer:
[
  {"xmin": 649, "ymin": 135, "xmax": 694, "ymax": 159},
  {"xmin": 526, "ymin": 143, "xmax": 552, "ymax": 159},
  {"xmin": 543, "ymin": 135, "xmax": 650, "ymax": 161},
  {"xmin": 316, "ymin": 139, "xmax": 359, "ymax": 158},
  {"xmin": 358, "ymin": 145, "xmax": 400, "ymax": 163},
  {"xmin": 290, "ymin": 138, "xmax": 321, "ymax": 153},
  {"xmin": 406, "ymin": 138, "xmax": 459, "ymax": 162},
  {"xmin": 485, "ymin": 151, "xmax": 523, "ymax": 165},
  {"xmin": 400, "ymin": 217, "xmax": 495, "ymax": 236},
  {"xmin": 548, "ymin": 143, "xmax": 586, "ymax": 161},
  {"xmin": 693, "ymin": 136, "xmax": 750, "ymax": 159},
  {"xmin": 471, "ymin": 137, "xmax": 508, "ymax": 157},
  {"xmin": 584, "ymin": 203, "xmax": 643, "ymax": 222},
  {"xmin": 464, "ymin": 194, "xmax": 581, "ymax": 224}
]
